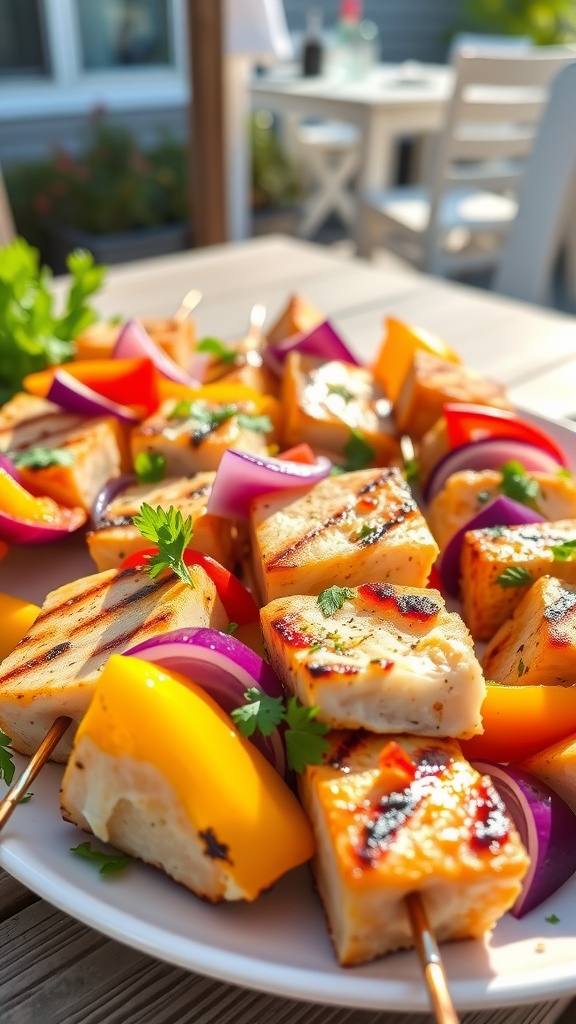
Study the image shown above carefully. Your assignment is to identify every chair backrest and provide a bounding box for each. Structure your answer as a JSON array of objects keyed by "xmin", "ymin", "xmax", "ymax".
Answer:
[
  {"xmin": 448, "ymin": 33, "xmax": 532, "ymax": 63},
  {"xmin": 494, "ymin": 61, "xmax": 576, "ymax": 304}
]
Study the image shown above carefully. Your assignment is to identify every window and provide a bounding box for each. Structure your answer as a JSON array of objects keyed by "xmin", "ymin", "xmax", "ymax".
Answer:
[
  {"xmin": 75, "ymin": 0, "xmax": 172, "ymax": 71},
  {"xmin": 0, "ymin": 0, "xmax": 50, "ymax": 78}
]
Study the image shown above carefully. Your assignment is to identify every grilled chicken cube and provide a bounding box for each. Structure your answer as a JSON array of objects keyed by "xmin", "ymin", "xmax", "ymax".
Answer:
[
  {"xmin": 394, "ymin": 350, "xmax": 511, "ymax": 440},
  {"xmin": 417, "ymin": 416, "xmax": 450, "ymax": 484},
  {"xmin": 131, "ymin": 397, "xmax": 278, "ymax": 476},
  {"xmin": 281, "ymin": 353, "xmax": 399, "ymax": 465},
  {"xmin": 211, "ymin": 356, "xmax": 279, "ymax": 397},
  {"xmin": 485, "ymin": 572, "xmax": 576, "ymax": 683},
  {"xmin": 75, "ymin": 318, "xmax": 195, "ymax": 368},
  {"xmin": 61, "ymin": 655, "xmax": 314, "ymax": 903},
  {"xmin": 250, "ymin": 468, "xmax": 439, "ymax": 603},
  {"xmin": 427, "ymin": 469, "xmax": 576, "ymax": 550},
  {"xmin": 0, "ymin": 565, "xmax": 228, "ymax": 761},
  {"xmin": 518, "ymin": 732, "xmax": 576, "ymax": 814},
  {"xmin": 483, "ymin": 575, "xmax": 576, "ymax": 685},
  {"xmin": 266, "ymin": 293, "xmax": 323, "ymax": 344},
  {"xmin": 87, "ymin": 473, "xmax": 233, "ymax": 572},
  {"xmin": 299, "ymin": 732, "xmax": 529, "ymax": 965},
  {"xmin": 461, "ymin": 519, "xmax": 576, "ymax": 641},
  {"xmin": 0, "ymin": 392, "xmax": 128, "ymax": 512},
  {"xmin": 260, "ymin": 583, "xmax": 485, "ymax": 737}
]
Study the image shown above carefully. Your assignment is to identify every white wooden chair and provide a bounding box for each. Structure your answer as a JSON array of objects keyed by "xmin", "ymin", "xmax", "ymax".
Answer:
[
  {"xmin": 494, "ymin": 62, "xmax": 576, "ymax": 305},
  {"xmin": 364, "ymin": 47, "xmax": 576, "ymax": 276},
  {"xmin": 295, "ymin": 119, "xmax": 361, "ymax": 238}
]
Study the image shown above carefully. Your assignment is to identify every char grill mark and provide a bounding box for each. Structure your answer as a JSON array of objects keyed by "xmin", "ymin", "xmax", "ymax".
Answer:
[
  {"xmin": 270, "ymin": 614, "xmax": 317, "ymax": 649},
  {"xmin": 358, "ymin": 583, "xmax": 440, "ymax": 621},
  {"xmin": 92, "ymin": 612, "xmax": 172, "ymax": 658},
  {"xmin": 543, "ymin": 590, "xmax": 576, "ymax": 623},
  {"xmin": 0, "ymin": 573, "xmax": 175, "ymax": 684},
  {"xmin": 98, "ymin": 514, "xmax": 134, "ymax": 530},
  {"xmin": 307, "ymin": 663, "xmax": 360, "ymax": 678},
  {"xmin": 356, "ymin": 500, "xmax": 418, "ymax": 548},
  {"xmin": 468, "ymin": 779, "xmax": 509, "ymax": 852},
  {"xmin": 266, "ymin": 472, "xmax": 399, "ymax": 569}
]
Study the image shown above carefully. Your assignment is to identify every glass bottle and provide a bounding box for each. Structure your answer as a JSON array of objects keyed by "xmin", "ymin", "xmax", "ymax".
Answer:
[{"xmin": 302, "ymin": 8, "xmax": 324, "ymax": 77}]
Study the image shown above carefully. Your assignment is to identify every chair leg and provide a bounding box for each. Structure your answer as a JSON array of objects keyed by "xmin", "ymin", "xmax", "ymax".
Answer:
[{"xmin": 297, "ymin": 144, "xmax": 360, "ymax": 238}]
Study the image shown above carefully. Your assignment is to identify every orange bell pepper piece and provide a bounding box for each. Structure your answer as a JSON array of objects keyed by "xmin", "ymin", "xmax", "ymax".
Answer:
[
  {"xmin": 461, "ymin": 681, "xmax": 576, "ymax": 764},
  {"xmin": 372, "ymin": 317, "xmax": 460, "ymax": 403},
  {"xmin": 24, "ymin": 359, "xmax": 160, "ymax": 417}
]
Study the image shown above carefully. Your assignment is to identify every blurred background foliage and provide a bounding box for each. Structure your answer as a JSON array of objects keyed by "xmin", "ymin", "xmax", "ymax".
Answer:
[{"xmin": 462, "ymin": 0, "xmax": 576, "ymax": 44}]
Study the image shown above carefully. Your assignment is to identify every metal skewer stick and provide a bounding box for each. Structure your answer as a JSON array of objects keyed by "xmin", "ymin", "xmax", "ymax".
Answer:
[
  {"xmin": 0, "ymin": 716, "xmax": 72, "ymax": 832},
  {"xmin": 406, "ymin": 891, "xmax": 461, "ymax": 1024},
  {"xmin": 173, "ymin": 288, "xmax": 203, "ymax": 323}
]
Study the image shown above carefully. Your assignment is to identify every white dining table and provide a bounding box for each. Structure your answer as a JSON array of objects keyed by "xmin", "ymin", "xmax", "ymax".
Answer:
[
  {"xmin": 251, "ymin": 63, "xmax": 454, "ymax": 255},
  {"xmin": 2, "ymin": 235, "xmax": 576, "ymax": 1024}
]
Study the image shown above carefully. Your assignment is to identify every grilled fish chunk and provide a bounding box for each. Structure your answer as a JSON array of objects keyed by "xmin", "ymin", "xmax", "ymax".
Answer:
[
  {"xmin": 281, "ymin": 353, "xmax": 399, "ymax": 465},
  {"xmin": 0, "ymin": 392, "xmax": 127, "ymax": 512},
  {"xmin": 260, "ymin": 583, "xmax": 485, "ymax": 737},
  {"xmin": 87, "ymin": 473, "xmax": 233, "ymax": 572},
  {"xmin": 394, "ymin": 350, "xmax": 511, "ymax": 440},
  {"xmin": 131, "ymin": 397, "xmax": 277, "ymax": 476},
  {"xmin": 427, "ymin": 469, "xmax": 576, "ymax": 549},
  {"xmin": 299, "ymin": 732, "xmax": 529, "ymax": 965},
  {"xmin": 0, "ymin": 566, "xmax": 228, "ymax": 761},
  {"xmin": 461, "ymin": 519, "xmax": 576, "ymax": 641},
  {"xmin": 250, "ymin": 468, "xmax": 439, "ymax": 603},
  {"xmin": 483, "ymin": 574, "xmax": 576, "ymax": 685}
]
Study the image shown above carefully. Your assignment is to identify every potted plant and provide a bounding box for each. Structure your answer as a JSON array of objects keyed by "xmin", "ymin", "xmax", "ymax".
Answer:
[
  {"xmin": 5, "ymin": 112, "xmax": 190, "ymax": 272},
  {"xmin": 251, "ymin": 111, "xmax": 302, "ymax": 236},
  {"xmin": 458, "ymin": 0, "xmax": 576, "ymax": 43}
]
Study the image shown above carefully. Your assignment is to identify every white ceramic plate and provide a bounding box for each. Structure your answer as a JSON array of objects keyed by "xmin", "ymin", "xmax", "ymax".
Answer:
[{"xmin": 1, "ymin": 410, "xmax": 576, "ymax": 1013}]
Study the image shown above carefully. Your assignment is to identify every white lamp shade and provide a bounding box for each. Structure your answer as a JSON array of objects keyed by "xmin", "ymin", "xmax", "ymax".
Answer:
[{"xmin": 225, "ymin": 0, "xmax": 292, "ymax": 60}]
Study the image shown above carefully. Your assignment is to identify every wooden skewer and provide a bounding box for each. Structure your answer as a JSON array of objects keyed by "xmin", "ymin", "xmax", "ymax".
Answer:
[
  {"xmin": 246, "ymin": 303, "xmax": 266, "ymax": 347},
  {"xmin": 173, "ymin": 288, "xmax": 203, "ymax": 323},
  {"xmin": 0, "ymin": 716, "xmax": 72, "ymax": 832},
  {"xmin": 406, "ymin": 891, "xmax": 461, "ymax": 1024}
]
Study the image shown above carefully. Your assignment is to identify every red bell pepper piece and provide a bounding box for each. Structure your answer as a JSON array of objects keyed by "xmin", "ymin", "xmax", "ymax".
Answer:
[
  {"xmin": 444, "ymin": 403, "xmax": 568, "ymax": 467},
  {"xmin": 278, "ymin": 443, "xmax": 316, "ymax": 465},
  {"xmin": 24, "ymin": 358, "xmax": 160, "ymax": 417}
]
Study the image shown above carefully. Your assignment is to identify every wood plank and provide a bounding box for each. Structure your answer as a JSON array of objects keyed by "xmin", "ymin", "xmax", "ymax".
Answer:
[
  {"xmin": 187, "ymin": 0, "xmax": 226, "ymax": 245},
  {"xmin": 509, "ymin": 360, "xmax": 576, "ymax": 419},
  {"xmin": 0, "ymin": 869, "xmax": 38, "ymax": 922}
]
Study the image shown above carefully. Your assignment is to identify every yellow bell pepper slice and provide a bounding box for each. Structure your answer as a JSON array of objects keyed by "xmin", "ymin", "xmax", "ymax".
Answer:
[
  {"xmin": 0, "ymin": 592, "xmax": 40, "ymax": 662},
  {"xmin": 373, "ymin": 317, "xmax": 461, "ymax": 402},
  {"xmin": 73, "ymin": 654, "xmax": 315, "ymax": 900},
  {"xmin": 0, "ymin": 469, "xmax": 63, "ymax": 523},
  {"xmin": 158, "ymin": 380, "xmax": 282, "ymax": 434}
]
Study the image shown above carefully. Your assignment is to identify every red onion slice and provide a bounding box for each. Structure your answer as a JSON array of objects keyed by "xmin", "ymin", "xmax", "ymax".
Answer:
[
  {"xmin": 113, "ymin": 319, "xmax": 196, "ymax": 386},
  {"xmin": 473, "ymin": 760, "xmax": 576, "ymax": 917},
  {"xmin": 0, "ymin": 453, "xmax": 23, "ymax": 485},
  {"xmin": 424, "ymin": 438, "xmax": 563, "ymax": 504},
  {"xmin": 91, "ymin": 473, "xmax": 137, "ymax": 529},
  {"xmin": 439, "ymin": 495, "xmax": 545, "ymax": 596},
  {"xmin": 206, "ymin": 447, "xmax": 332, "ymax": 520},
  {"xmin": 0, "ymin": 504, "xmax": 86, "ymax": 545},
  {"xmin": 47, "ymin": 370, "xmax": 140, "ymax": 424},
  {"xmin": 265, "ymin": 320, "xmax": 361, "ymax": 375},
  {"xmin": 124, "ymin": 628, "xmax": 286, "ymax": 777}
]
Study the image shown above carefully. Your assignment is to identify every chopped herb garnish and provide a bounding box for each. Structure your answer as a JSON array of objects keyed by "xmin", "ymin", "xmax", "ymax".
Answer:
[
  {"xmin": 70, "ymin": 841, "xmax": 132, "ymax": 875},
  {"xmin": 327, "ymin": 383, "xmax": 356, "ymax": 404},
  {"xmin": 497, "ymin": 566, "xmax": 533, "ymax": 588},
  {"xmin": 10, "ymin": 447, "xmax": 75, "ymax": 470},
  {"xmin": 230, "ymin": 687, "xmax": 285, "ymax": 737},
  {"xmin": 545, "ymin": 913, "xmax": 560, "ymax": 924},
  {"xmin": 232, "ymin": 692, "xmax": 330, "ymax": 772},
  {"xmin": 404, "ymin": 457, "xmax": 419, "ymax": 484},
  {"xmin": 236, "ymin": 412, "xmax": 273, "ymax": 433},
  {"xmin": 196, "ymin": 337, "xmax": 237, "ymax": 363},
  {"xmin": 357, "ymin": 522, "xmax": 381, "ymax": 545},
  {"xmin": 500, "ymin": 460, "xmax": 541, "ymax": 508},
  {"xmin": 134, "ymin": 450, "xmax": 166, "ymax": 484},
  {"xmin": 557, "ymin": 468, "xmax": 572, "ymax": 479},
  {"xmin": 19, "ymin": 792, "xmax": 33, "ymax": 804},
  {"xmin": 132, "ymin": 503, "xmax": 194, "ymax": 587},
  {"xmin": 341, "ymin": 428, "xmax": 375, "ymax": 472},
  {"xmin": 0, "ymin": 730, "xmax": 15, "ymax": 785},
  {"xmin": 226, "ymin": 622, "xmax": 238, "ymax": 635},
  {"xmin": 326, "ymin": 631, "xmax": 347, "ymax": 654},
  {"xmin": 485, "ymin": 525, "xmax": 507, "ymax": 538},
  {"xmin": 550, "ymin": 539, "xmax": 576, "ymax": 562},
  {"xmin": 309, "ymin": 641, "xmax": 323, "ymax": 653},
  {"xmin": 477, "ymin": 489, "xmax": 491, "ymax": 506},
  {"xmin": 518, "ymin": 658, "xmax": 526, "ymax": 677},
  {"xmin": 317, "ymin": 585, "xmax": 357, "ymax": 617},
  {"xmin": 168, "ymin": 399, "xmax": 237, "ymax": 429}
]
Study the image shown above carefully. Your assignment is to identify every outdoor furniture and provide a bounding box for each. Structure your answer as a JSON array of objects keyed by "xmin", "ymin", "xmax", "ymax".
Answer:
[
  {"xmin": 2, "ymin": 235, "xmax": 576, "ymax": 1022},
  {"xmin": 295, "ymin": 119, "xmax": 361, "ymax": 237},
  {"xmin": 363, "ymin": 48, "xmax": 576, "ymax": 276},
  {"xmin": 250, "ymin": 62, "xmax": 454, "ymax": 255},
  {"xmin": 494, "ymin": 61, "xmax": 576, "ymax": 306}
]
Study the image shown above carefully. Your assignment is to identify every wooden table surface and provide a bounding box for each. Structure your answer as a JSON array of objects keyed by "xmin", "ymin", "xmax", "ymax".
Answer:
[{"xmin": 3, "ymin": 236, "xmax": 576, "ymax": 1024}]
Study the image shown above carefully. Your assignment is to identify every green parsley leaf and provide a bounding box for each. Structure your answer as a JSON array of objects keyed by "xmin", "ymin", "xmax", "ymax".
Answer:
[
  {"xmin": 10, "ymin": 447, "xmax": 75, "ymax": 470},
  {"xmin": 551, "ymin": 538, "xmax": 576, "ymax": 562},
  {"xmin": 236, "ymin": 413, "xmax": 273, "ymax": 433},
  {"xmin": 196, "ymin": 337, "xmax": 237, "ymax": 364},
  {"xmin": 326, "ymin": 383, "xmax": 356, "ymax": 404},
  {"xmin": 284, "ymin": 698, "xmax": 330, "ymax": 773},
  {"xmin": 326, "ymin": 631, "xmax": 347, "ymax": 654},
  {"xmin": 518, "ymin": 658, "xmax": 526, "ymax": 677},
  {"xmin": 0, "ymin": 730, "xmax": 15, "ymax": 786},
  {"xmin": 317, "ymin": 585, "xmax": 357, "ymax": 617},
  {"xmin": 169, "ymin": 399, "xmax": 195, "ymax": 420},
  {"xmin": 500, "ymin": 460, "xmax": 541, "ymax": 508},
  {"xmin": 497, "ymin": 566, "xmax": 533, "ymax": 588},
  {"xmin": 132, "ymin": 503, "xmax": 194, "ymax": 587},
  {"xmin": 19, "ymin": 792, "xmax": 33, "ymax": 804},
  {"xmin": 557, "ymin": 468, "xmax": 573, "ymax": 479},
  {"xmin": 231, "ymin": 688, "xmax": 285, "ymax": 738},
  {"xmin": 404, "ymin": 457, "xmax": 419, "ymax": 484},
  {"xmin": 341, "ymin": 428, "xmax": 375, "ymax": 472},
  {"xmin": 226, "ymin": 622, "xmax": 238, "ymax": 635},
  {"xmin": 70, "ymin": 841, "xmax": 132, "ymax": 876},
  {"xmin": 477, "ymin": 489, "xmax": 491, "ymax": 506},
  {"xmin": 356, "ymin": 522, "xmax": 382, "ymax": 545},
  {"xmin": 545, "ymin": 913, "xmax": 560, "ymax": 924},
  {"xmin": 134, "ymin": 450, "xmax": 166, "ymax": 484},
  {"xmin": 168, "ymin": 399, "xmax": 239, "ymax": 436},
  {"xmin": 308, "ymin": 641, "xmax": 323, "ymax": 653}
]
